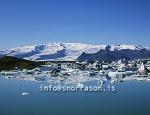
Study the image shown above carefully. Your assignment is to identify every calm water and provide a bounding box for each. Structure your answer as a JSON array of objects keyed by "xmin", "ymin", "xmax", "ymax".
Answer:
[{"xmin": 0, "ymin": 76, "xmax": 150, "ymax": 115}]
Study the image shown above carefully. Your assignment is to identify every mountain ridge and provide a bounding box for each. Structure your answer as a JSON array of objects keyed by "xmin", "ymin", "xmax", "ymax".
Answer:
[{"xmin": 0, "ymin": 42, "xmax": 149, "ymax": 61}]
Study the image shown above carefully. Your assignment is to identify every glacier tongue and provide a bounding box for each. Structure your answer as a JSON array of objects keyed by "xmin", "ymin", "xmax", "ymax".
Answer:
[{"xmin": 0, "ymin": 42, "xmax": 146, "ymax": 61}]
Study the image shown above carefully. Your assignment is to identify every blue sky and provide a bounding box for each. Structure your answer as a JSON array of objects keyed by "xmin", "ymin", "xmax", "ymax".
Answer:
[{"xmin": 0, "ymin": 0, "xmax": 150, "ymax": 49}]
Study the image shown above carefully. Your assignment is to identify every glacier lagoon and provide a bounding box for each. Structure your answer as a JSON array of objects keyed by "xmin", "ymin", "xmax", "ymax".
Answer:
[
  {"xmin": 0, "ymin": 76, "xmax": 150, "ymax": 115},
  {"xmin": 0, "ymin": 56, "xmax": 150, "ymax": 115}
]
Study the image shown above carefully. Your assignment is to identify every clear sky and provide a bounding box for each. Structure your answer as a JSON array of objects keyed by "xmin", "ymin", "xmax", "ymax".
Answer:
[{"xmin": 0, "ymin": 0, "xmax": 150, "ymax": 49}]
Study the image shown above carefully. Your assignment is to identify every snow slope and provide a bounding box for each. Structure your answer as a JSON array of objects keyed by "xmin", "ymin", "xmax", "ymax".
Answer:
[{"xmin": 0, "ymin": 43, "xmax": 147, "ymax": 61}]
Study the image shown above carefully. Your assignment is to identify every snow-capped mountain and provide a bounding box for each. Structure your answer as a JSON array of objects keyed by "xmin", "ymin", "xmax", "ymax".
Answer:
[{"xmin": 0, "ymin": 43, "xmax": 148, "ymax": 61}]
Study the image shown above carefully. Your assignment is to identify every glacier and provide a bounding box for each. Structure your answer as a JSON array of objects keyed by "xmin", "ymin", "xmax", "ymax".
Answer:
[{"xmin": 0, "ymin": 42, "xmax": 148, "ymax": 61}]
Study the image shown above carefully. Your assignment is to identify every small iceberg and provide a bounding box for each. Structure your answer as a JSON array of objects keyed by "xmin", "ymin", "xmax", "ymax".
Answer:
[
  {"xmin": 77, "ymin": 83, "xmax": 84, "ymax": 88},
  {"xmin": 21, "ymin": 92, "xmax": 30, "ymax": 96}
]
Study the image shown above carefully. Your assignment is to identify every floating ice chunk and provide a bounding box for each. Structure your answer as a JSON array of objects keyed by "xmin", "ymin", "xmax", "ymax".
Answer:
[
  {"xmin": 77, "ymin": 83, "xmax": 84, "ymax": 88},
  {"xmin": 22, "ymin": 92, "xmax": 30, "ymax": 96},
  {"xmin": 108, "ymin": 71, "xmax": 117, "ymax": 77}
]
